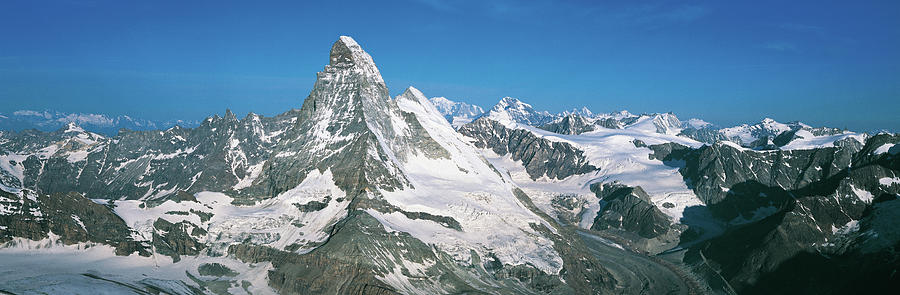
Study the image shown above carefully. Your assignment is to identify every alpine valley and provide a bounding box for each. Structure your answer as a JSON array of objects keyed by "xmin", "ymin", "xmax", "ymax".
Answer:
[{"xmin": 1, "ymin": 37, "xmax": 898, "ymax": 295}]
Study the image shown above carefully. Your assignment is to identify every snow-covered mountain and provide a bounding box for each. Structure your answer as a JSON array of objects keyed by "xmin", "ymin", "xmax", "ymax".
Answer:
[
  {"xmin": 470, "ymin": 96, "xmax": 868, "ymax": 152},
  {"xmin": 480, "ymin": 97, "xmax": 557, "ymax": 126},
  {"xmin": 2, "ymin": 36, "xmax": 899, "ymax": 295},
  {"xmin": 560, "ymin": 106, "xmax": 594, "ymax": 117},
  {"xmin": 0, "ymin": 36, "xmax": 621, "ymax": 295},
  {"xmin": 714, "ymin": 117, "xmax": 866, "ymax": 150},
  {"xmin": 0, "ymin": 109, "xmax": 200, "ymax": 136},
  {"xmin": 428, "ymin": 96, "xmax": 484, "ymax": 129},
  {"xmin": 459, "ymin": 97, "xmax": 900, "ymax": 294}
]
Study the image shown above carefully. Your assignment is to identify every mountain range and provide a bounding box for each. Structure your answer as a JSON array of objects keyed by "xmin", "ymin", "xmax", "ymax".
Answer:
[
  {"xmin": 0, "ymin": 110, "xmax": 200, "ymax": 136},
  {"xmin": 1, "ymin": 36, "xmax": 898, "ymax": 294}
]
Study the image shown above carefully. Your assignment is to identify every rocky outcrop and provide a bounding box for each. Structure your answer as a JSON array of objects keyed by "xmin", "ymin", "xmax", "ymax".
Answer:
[
  {"xmin": 590, "ymin": 183, "xmax": 676, "ymax": 239},
  {"xmin": 666, "ymin": 134, "xmax": 900, "ymax": 293},
  {"xmin": 678, "ymin": 126, "xmax": 728, "ymax": 144},
  {"xmin": 664, "ymin": 139, "xmax": 862, "ymax": 221},
  {"xmin": 459, "ymin": 117, "xmax": 598, "ymax": 180},
  {"xmin": 0, "ymin": 189, "xmax": 149, "ymax": 256},
  {"xmin": 539, "ymin": 114, "xmax": 596, "ymax": 135},
  {"xmin": 152, "ymin": 218, "xmax": 206, "ymax": 262},
  {"xmin": 229, "ymin": 210, "xmax": 573, "ymax": 295}
]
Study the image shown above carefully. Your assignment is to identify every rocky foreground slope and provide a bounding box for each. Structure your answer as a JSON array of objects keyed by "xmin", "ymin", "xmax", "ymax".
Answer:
[{"xmin": 1, "ymin": 36, "xmax": 899, "ymax": 294}]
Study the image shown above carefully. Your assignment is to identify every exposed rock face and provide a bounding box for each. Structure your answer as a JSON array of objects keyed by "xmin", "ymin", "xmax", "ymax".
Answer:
[
  {"xmin": 676, "ymin": 139, "xmax": 861, "ymax": 221},
  {"xmin": 459, "ymin": 117, "xmax": 598, "ymax": 180},
  {"xmin": 655, "ymin": 133, "xmax": 900, "ymax": 293},
  {"xmin": 0, "ymin": 189, "xmax": 149, "ymax": 256},
  {"xmin": 244, "ymin": 37, "xmax": 452, "ymax": 199},
  {"xmin": 0, "ymin": 109, "xmax": 299, "ymax": 202},
  {"xmin": 539, "ymin": 114, "xmax": 596, "ymax": 135},
  {"xmin": 678, "ymin": 125, "xmax": 728, "ymax": 144},
  {"xmin": 590, "ymin": 183, "xmax": 676, "ymax": 239},
  {"xmin": 152, "ymin": 218, "xmax": 206, "ymax": 262}
]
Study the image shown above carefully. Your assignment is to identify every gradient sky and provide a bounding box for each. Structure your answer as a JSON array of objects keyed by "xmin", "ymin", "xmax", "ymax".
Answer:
[{"xmin": 1, "ymin": 0, "xmax": 898, "ymax": 131}]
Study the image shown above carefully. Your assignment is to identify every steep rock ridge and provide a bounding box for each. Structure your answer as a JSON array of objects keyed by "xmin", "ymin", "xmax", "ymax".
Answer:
[
  {"xmin": 244, "ymin": 36, "xmax": 450, "ymax": 199},
  {"xmin": 539, "ymin": 114, "xmax": 597, "ymax": 135},
  {"xmin": 537, "ymin": 111, "xmax": 685, "ymax": 137},
  {"xmin": 678, "ymin": 124, "xmax": 728, "ymax": 144},
  {"xmin": 650, "ymin": 134, "xmax": 900, "ymax": 293},
  {"xmin": 0, "ymin": 109, "xmax": 298, "ymax": 202},
  {"xmin": 589, "ymin": 183, "xmax": 684, "ymax": 246},
  {"xmin": 659, "ymin": 139, "xmax": 864, "ymax": 222},
  {"xmin": 0, "ymin": 189, "xmax": 149, "ymax": 256},
  {"xmin": 428, "ymin": 96, "xmax": 484, "ymax": 129},
  {"xmin": 218, "ymin": 37, "xmax": 625, "ymax": 294},
  {"xmin": 183, "ymin": 37, "xmax": 614, "ymax": 293},
  {"xmin": 459, "ymin": 117, "xmax": 598, "ymax": 180}
]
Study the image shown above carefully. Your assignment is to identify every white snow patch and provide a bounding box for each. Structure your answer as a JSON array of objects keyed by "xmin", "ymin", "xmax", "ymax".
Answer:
[
  {"xmin": 850, "ymin": 184, "xmax": 874, "ymax": 203},
  {"xmin": 874, "ymin": 143, "xmax": 898, "ymax": 155},
  {"xmin": 879, "ymin": 177, "xmax": 900, "ymax": 187}
]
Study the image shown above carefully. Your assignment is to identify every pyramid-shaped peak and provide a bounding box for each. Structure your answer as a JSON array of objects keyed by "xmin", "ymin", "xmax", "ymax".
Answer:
[
  {"xmin": 327, "ymin": 36, "xmax": 384, "ymax": 84},
  {"xmin": 397, "ymin": 87, "xmax": 436, "ymax": 109},
  {"xmin": 400, "ymin": 86, "xmax": 426, "ymax": 99},
  {"xmin": 330, "ymin": 36, "xmax": 370, "ymax": 65}
]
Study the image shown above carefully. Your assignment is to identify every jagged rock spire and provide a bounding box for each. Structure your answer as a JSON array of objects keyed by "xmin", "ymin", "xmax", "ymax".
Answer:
[{"xmin": 327, "ymin": 36, "xmax": 384, "ymax": 84}]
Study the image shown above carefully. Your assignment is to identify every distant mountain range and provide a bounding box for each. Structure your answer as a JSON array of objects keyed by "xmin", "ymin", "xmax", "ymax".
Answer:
[
  {"xmin": 0, "ymin": 110, "xmax": 200, "ymax": 136},
  {"xmin": 427, "ymin": 95, "xmax": 866, "ymax": 152}
]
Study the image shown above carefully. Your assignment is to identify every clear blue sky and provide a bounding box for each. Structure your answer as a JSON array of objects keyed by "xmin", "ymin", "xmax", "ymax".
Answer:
[{"xmin": 1, "ymin": 0, "xmax": 898, "ymax": 131}]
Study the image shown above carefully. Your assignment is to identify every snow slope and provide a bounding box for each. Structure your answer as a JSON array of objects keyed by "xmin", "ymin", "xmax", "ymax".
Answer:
[{"xmin": 392, "ymin": 86, "xmax": 563, "ymax": 273}]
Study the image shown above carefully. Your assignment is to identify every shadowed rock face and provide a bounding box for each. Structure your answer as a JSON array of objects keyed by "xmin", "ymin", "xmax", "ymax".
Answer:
[
  {"xmin": 652, "ymin": 138, "xmax": 864, "ymax": 221},
  {"xmin": 654, "ymin": 134, "xmax": 900, "ymax": 293},
  {"xmin": 459, "ymin": 117, "xmax": 598, "ymax": 180},
  {"xmin": 590, "ymin": 183, "xmax": 677, "ymax": 240}
]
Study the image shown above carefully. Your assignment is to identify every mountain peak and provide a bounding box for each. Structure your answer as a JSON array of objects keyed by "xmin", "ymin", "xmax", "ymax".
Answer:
[
  {"xmin": 396, "ymin": 86, "xmax": 431, "ymax": 106},
  {"xmin": 62, "ymin": 122, "xmax": 84, "ymax": 133},
  {"xmin": 325, "ymin": 35, "xmax": 384, "ymax": 86},
  {"xmin": 485, "ymin": 97, "xmax": 555, "ymax": 126},
  {"xmin": 497, "ymin": 97, "xmax": 528, "ymax": 108},
  {"xmin": 401, "ymin": 86, "xmax": 426, "ymax": 99}
]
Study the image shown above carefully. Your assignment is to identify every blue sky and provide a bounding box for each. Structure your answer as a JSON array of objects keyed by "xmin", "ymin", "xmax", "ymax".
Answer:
[{"xmin": 1, "ymin": 0, "xmax": 898, "ymax": 131}]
